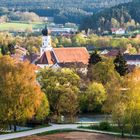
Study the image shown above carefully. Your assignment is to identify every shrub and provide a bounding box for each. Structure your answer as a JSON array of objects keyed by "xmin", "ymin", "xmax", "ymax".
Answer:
[{"xmin": 99, "ymin": 121, "xmax": 111, "ymax": 130}]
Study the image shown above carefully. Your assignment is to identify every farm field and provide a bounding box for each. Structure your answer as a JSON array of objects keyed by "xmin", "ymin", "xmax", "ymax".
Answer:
[{"xmin": 0, "ymin": 22, "xmax": 45, "ymax": 32}]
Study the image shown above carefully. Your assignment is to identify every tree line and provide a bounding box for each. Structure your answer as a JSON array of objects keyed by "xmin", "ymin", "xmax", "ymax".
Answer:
[
  {"xmin": 0, "ymin": 33, "xmax": 140, "ymax": 56},
  {"xmin": 0, "ymin": 50, "xmax": 140, "ymax": 137},
  {"xmin": 0, "ymin": 0, "xmax": 132, "ymax": 24}
]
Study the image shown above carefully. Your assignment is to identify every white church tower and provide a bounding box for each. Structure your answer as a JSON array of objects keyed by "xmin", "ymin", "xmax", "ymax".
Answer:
[{"xmin": 40, "ymin": 26, "xmax": 52, "ymax": 55}]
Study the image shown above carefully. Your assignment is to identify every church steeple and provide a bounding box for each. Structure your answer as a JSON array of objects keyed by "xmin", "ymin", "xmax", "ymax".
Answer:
[
  {"xmin": 40, "ymin": 26, "xmax": 52, "ymax": 56},
  {"xmin": 42, "ymin": 25, "xmax": 50, "ymax": 36}
]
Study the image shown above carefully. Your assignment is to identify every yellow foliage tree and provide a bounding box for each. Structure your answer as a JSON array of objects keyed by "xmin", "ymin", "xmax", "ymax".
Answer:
[
  {"xmin": 0, "ymin": 56, "xmax": 49, "ymax": 131},
  {"xmin": 125, "ymin": 68, "xmax": 140, "ymax": 135},
  {"xmin": 104, "ymin": 68, "xmax": 140, "ymax": 136}
]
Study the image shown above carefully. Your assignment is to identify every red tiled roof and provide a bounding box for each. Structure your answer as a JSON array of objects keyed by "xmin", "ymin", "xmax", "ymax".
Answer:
[
  {"xmin": 37, "ymin": 51, "xmax": 57, "ymax": 64},
  {"xmin": 45, "ymin": 51, "xmax": 54, "ymax": 64},
  {"xmin": 54, "ymin": 47, "xmax": 89, "ymax": 64},
  {"xmin": 36, "ymin": 47, "xmax": 89, "ymax": 65}
]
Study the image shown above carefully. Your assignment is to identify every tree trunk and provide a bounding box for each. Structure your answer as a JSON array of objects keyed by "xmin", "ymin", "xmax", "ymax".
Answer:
[
  {"xmin": 9, "ymin": 124, "xmax": 12, "ymax": 130},
  {"xmin": 14, "ymin": 124, "xmax": 17, "ymax": 132},
  {"xmin": 121, "ymin": 129, "xmax": 124, "ymax": 137}
]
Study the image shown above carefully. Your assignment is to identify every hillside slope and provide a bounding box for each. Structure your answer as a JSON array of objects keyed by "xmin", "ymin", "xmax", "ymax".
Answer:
[
  {"xmin": 0, "ymin": 0, "xmax": 132, "ymax": 24},
  {"xmin": 80, "ymin": 0, "xmax": 140, "ymax": 31}
]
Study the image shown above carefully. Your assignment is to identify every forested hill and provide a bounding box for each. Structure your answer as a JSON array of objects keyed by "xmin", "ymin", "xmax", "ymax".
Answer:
[
  {"xmin": 0, "ymin": 0, "xmax": 132, "ymax": 10},
  {"xmin": 80, "ymin": 0, "xmax": 140, "ymax": 31},
  {"xmin": 0, "ymin": 0, "xmax": 132, "ymax": 24}
]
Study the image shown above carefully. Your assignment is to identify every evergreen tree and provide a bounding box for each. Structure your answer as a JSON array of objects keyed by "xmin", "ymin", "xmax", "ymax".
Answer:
[
  {"xmin": 1, "ymin": 45, "xmax": 8, "ymax": 55},
  {"xmin": 114, "ymin": 51, "xmax": 128, "ymax": 76},
  {"xmin": 89, "ymin": 50, "xmax": 102, "ymax": 65},
  {"xmin": 8, "ymin": 43, "xmax": 15, "ymax": 55}
]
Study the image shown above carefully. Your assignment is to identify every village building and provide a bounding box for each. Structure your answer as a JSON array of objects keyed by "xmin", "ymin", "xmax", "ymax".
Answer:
[
  {"xmin": 124, "ymin": 54, "xmax": 140, "ymax": 67},
  {"xmin": 35, "ymin": 27, "xmax": 89, "ymax": 73},
  {"xmin": 111, "ymin": 28, "xmax": 126, "ymax": 35}
]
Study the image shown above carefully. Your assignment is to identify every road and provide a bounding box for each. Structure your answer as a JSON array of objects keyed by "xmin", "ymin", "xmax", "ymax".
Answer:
[
  {"xmin": 0, "ymin": 124, "xmax": 79, "ymax": 140},
  {"xmin": 0, "ymin": 123, "xmax": 140, "ymax": 140}
]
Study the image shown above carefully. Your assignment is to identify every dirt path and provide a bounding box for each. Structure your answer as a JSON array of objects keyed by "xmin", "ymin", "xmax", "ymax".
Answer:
[{"xmin": 21, "ymin": 132, "xmax": 138, "ymax": 140}]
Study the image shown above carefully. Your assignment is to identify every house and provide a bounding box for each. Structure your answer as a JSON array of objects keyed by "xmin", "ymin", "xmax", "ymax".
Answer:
[
  {"xmin": 105, "ymin": 48, "xmax": 128, "ymax": 57},
  {"xmin": 11, "ymin": 45, "xmax": 28, "ymax": 61},
  {"xmin": 111, "ymin": 28, "xmax": 126, "ymax": 35},
  {"xmin": 35, "ymin": 27, "xmax": 90, "ymax": 73},
  {"xmin": 15, "ymin": 45, "xmax": 27, "ymax": 56},
  {"xmin": 86, "ymin": 46, "xmax": 114, "ymax": 54},
  {"xmin": 124, "ymin": 55, "xmax": 140, "ymax": 67},
  {"xmin": 100, "ymin": 49, "xmax": 109, "ymax": 55}
]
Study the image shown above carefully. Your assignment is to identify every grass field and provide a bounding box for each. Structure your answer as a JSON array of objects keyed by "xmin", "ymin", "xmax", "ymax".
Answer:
[{"xmin": 0, "ymin": 22, "xmax": 46, "ymax": 32}]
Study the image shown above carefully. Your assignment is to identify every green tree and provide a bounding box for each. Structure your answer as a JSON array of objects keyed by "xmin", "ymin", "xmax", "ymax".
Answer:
[
  {"xmin": 72, "ymin": 33, "xmax": 86, "ymax": 46},
  {"xmin": 86, "ymin": 82, "xmax": 107, "ymax": 112},
  {"xmin": 8, "ymin": 43, "xmax": 15, "ymax": 55},
  {"xmin": 37, "ymin": 68, "xmax": 80, "ymax": 122},
  {"xmin": 88, "ymin": 50, "xmax": 102, "ymax": 65},
  {"xmin": 88, "ymin": 58, "xmax": 120, "ymax": 85},
  {"xmin": 114, "ymin": 51, "xmax": 128, "ymax": 76},
  {"xmin": 59, "ymin": 86, "xmax": 79, "ymax": 122},
  {"xmin": 111, "ymin": 18, "xmax": 120, "ymax": 28},
  {"xmin": 112, "ymin": 102, "xmax": 127, "ymax": 137},
  {"xmin": 1, "ymin": 45, "xmax": 9, "ymax": 55}
]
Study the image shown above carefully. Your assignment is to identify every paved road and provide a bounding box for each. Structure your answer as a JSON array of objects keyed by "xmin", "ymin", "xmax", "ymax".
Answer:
[
  {"xmin": 0, "ymin": 124, "xmax": 140, "ymax": 140},
  {"xmin": 0, "ymin": 124, "xmax": 79, "ymax": 140}
]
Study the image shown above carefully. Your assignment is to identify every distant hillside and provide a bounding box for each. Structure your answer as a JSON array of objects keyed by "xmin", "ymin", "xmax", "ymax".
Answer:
[
  {"xmin": 80, "ymin": 0, "xmax": 140, "ymax": 32},
  {"xmin": 0, "ymin": 0, "xmax": 132, "ymax": 10},
  {"xmin": 0, "ymin": 0, "xmax": 132, "ymax": 24}
]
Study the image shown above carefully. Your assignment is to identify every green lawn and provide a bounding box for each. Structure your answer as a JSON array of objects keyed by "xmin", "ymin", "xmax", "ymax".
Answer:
[
  {"xmin": 79, "ymin": 125, "xmax": 140, "ymax": 137},
  {"xmin": 0, "ymin": 22, "xmax": 46, "ymax": 31},
  {"xmin": 37, "ymin": 129, "xmax": 76, "ymax": 136}
]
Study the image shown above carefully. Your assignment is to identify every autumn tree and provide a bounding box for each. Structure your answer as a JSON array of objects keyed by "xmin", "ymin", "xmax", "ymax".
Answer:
[
  {"xmin": 59, "ymin": 86, "xmax": 79, "ymax": 122},
  {"xmin": 104, "ymin": 68, "xmax": 140, "ymax": 136},
  {"xmin": 85, "ymin": 82, "xmax": 106, "ymax": 113},
  {"xmin": 0, "ymin": 56, "xmax": 49, "ymax": 131},
  {"xmin": 89, "ymin": 58, "xmax": 120, "ymax": 85},
  {"xmin": 125, "ymin": 68, "xmax": 140, "ymax": 135},
  {"xmin": 37, "ymin": 68, "xmax": 80, "ymax": 123},
  {"xmin": 112, "ymin": 102, "xmax": 127, "ymax": 137},
  {"xmin": 72, "ymin": 33, "xmax": 87, "ymax": 46}
]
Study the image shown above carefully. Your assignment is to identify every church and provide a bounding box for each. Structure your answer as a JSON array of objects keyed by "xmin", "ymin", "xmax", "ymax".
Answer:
[{"xmin": 35, "ymin": 27, "xmax": 89, "ymax": 72}]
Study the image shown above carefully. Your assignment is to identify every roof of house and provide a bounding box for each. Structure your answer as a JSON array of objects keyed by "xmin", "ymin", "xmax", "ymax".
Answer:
[
  {"xmin": 54, "ymin": 47, "xmax": 89, "ymax": 64},
  {"xmin": 36, "ymin": 51, "xmax": 57, "ymax": 65},
  {"xmin": 24, "ymin": 53, "xmax": 40, "ymax": 63},
  {"xmin": 36, "ymin": 47, "xmax": 89, "ymax": 66},
  {"xmin": 105, "ymin": 48, "xmax": 126, "ymax": 57},
  {"xmin": 86, "ymin": 46, "xmax": 120, "ymax": 52},
  {"xmin": 105, "ymin": 49, "xmax": 120, "ymax": 57},
  {"xmin": 124, "ymin": 55, "xmax": 140, "ymax": 61}
]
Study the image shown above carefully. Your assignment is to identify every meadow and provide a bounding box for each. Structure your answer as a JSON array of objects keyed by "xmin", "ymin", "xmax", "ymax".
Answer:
[{"xmin": 0, "ymin": 22, "xmax": 45, "ymax": 32}]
